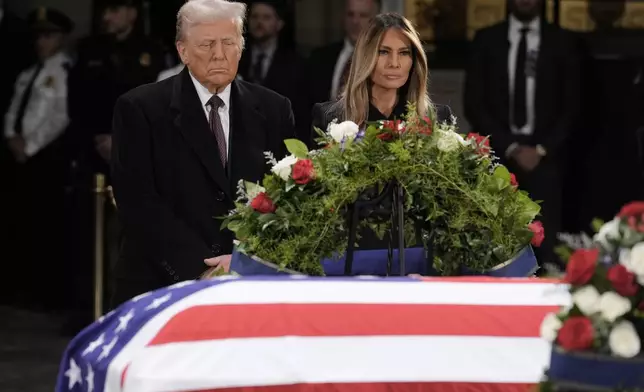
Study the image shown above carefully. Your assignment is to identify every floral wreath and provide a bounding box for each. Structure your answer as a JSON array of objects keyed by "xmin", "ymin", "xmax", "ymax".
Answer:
[{"xmin": 223, "ymin": 104, "xmax": 544, "ymax": 276}]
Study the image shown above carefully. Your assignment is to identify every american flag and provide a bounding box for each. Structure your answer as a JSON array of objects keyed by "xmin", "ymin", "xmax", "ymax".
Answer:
[{"xmin": 56, "ymin": 276, "xmax": 570, "ymax": 392}]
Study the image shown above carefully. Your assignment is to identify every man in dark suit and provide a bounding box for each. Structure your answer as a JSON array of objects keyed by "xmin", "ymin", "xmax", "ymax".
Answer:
[
  {"xmin": 307, "ymin": 0, "xmax": 380, "ymax": 106},
  {"xmin": 464, "ymin": 0, "xmax": 581, "ymax": 267},
  {"xmin": 110, "ymin": 0, "xmax": 295, "ymax": 305},
  {"xmin": 239, "ymin": 0, "xmax": 307, "ymax": 141}
]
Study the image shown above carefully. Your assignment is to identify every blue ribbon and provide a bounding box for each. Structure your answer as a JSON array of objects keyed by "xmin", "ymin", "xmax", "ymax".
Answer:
[{"xmin": 548, "ymin": 346, "xmax": 644, "ymax": 389}]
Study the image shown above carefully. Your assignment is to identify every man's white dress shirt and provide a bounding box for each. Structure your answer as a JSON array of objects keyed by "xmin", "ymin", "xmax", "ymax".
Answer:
[
  {"xmin": 330, "ymin": 38, "xmax": 354, "ymax": 100},
  {"xmin": 189, "ymin": 72, "xmax": 231, "ymax": 154},
  {"xmin": 508, "ymin": 15, "xmax": 540, "ymax": 136}
]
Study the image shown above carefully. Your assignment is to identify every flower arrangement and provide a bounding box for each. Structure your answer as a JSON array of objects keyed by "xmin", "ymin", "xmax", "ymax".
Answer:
[
  {"xmin": 539, "ymin": 202, "xmax": 644, "ymax": 391},
  {"xmin": 222, "ymin": 104, "xmax": 543, "ymax": 276},
  {"xmin": 541, "ymin": 202, "xmax": 644, "ymax": 356}
]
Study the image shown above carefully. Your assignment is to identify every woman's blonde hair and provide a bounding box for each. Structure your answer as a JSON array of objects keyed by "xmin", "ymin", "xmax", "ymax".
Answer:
[{"xmin": 338, "ymin": 13, "xmax": 432, "ymax": 125}]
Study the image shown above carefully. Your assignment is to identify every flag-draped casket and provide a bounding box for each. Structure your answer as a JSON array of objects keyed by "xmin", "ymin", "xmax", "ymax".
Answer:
[{"xmin": 57, "ymin": 276, "xmax": 570, "ymax": 392}]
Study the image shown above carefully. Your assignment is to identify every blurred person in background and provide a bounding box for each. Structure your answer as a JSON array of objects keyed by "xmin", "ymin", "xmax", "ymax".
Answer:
[
  {"xmin": 62, "ymin": 0, "xmax": 163, "ymax": 335},
  {"xmin": 307, "ymin": 0, "xmax": 380, "ymax": 107},
  {"xmin": 464, "ymin": 0, "xmax": 581, "ymax": 269},
  {"xmin": 3, "ymin": 7, "xmax": 73, "ymax": 309},
  {"xmin": 239, "ymin": 0, "xmax": 307, "ymax": 141}
]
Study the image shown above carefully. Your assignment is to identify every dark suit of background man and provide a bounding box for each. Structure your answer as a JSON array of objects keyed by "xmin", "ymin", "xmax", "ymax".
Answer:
[
  {"xmin": 63, "ymin": 0, "xmax": 164, "ymax": 334},
  {"xmin": 239, "ymin": 0, "xmax": 308, "ymax": 142},
  {"xmin": 110, "ymin": 0, "xmax": 295, "ymax": 306},
  {"xmin": 464, "ymin": 0, "xmax": 581, "ymax": 268},
  {"xmin": 307, "ymin": 0, "xmax": 381, "ymax": 110}
]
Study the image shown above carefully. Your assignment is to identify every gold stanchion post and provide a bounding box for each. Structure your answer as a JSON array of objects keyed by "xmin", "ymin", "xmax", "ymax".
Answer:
[{"xmin": 93, "ymin": 174, "xmax": 106, "ymax": 320}]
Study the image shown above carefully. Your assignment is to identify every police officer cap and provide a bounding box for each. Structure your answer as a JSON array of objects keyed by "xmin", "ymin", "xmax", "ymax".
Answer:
[{"xmin": 28, "ymin": 7, "xmax": 74, "ymax": 34}]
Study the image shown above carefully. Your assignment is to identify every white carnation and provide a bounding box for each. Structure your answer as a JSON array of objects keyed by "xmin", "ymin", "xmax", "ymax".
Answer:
[
  {"xmin": 609, "ymin": 320, "xmax": 641, "ymax": 358},
  {"xmin": 594, "ymin": 219, "xmax": 621, "ymax": 251},
  {"xmin": 328, "ymin": 121, "xmax": 360, "ymax": 143},
  {"xmin": 436, "ymin": 130, "xmax": 465, "ymax": 152},
  {"xmin": 572, "ymin": 285, "xmax": 601, "ymax": 316},
  {"xmin": 540, "ymin": 312, "xmax": 563, "ymax": 342},
  {"xmin": 271, "ymin": 154, "xmax": 298, "ymax": 181},
  {"xmin": 599, "ymin": 291, "xmax": 632, "ymax": 322},
  {"xmin": 624, "ymin": 242, "xmax": 644, "ymax": 276}
]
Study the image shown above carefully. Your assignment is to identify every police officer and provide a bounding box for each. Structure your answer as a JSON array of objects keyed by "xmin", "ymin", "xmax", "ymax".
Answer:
[
  {"xmin": 3, "ymin": 7, "xmax": 73, "ymax": 309},
  {"xmin": 63, "ymin": 0, "xmax": 163, "ymax": 334},
  {"xmin": 68, "ymin": 0, "xmax": 164, "ymax": 176}
]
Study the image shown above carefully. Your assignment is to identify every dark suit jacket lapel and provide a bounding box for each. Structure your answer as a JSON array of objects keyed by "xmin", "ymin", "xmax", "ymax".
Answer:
[
  {"xmin": 171, "ymin": 68, "xmax": 231, "ymax": 199},
  {"xmin": 229, "ymin": 80, "xmax": 268, "ymax": 192},
  {"xmin": 497, "ymin": 21, "xmax": 511, "ymax": 116},
  {"xmin": 534, "ymin": 22, "xmax": 554, "ymax": 128}
]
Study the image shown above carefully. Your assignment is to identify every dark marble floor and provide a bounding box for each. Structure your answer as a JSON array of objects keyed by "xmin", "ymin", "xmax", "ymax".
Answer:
[{"xmin": 0, "ymin": 306, "xmax": 71, "ymax": 392}]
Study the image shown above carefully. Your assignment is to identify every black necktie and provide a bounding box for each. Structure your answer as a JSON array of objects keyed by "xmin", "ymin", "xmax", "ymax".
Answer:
[
  {"xmin": 252, "ymin": 52, "xmax": 265, "ymax": 84},
  {"xmin": 206, "ymin": 95, "xmax": 227, "ymax": 168},
  {"xmin": 513, "ymin": 27, "xmax": 529, "ymax": 129},
  {"xmin": 14, "ymin": 63, "xmax": 44, "ymax": 135}
]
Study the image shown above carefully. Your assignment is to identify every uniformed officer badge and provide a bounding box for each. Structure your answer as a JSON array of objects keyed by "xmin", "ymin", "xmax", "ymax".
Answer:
[
  {"xmin": 44, "ymin": 76, "xmax": 55, "ymax": 88},
  {"xmin": 139, "ymin": 52, "xmax": 151, "ymax": 67}
]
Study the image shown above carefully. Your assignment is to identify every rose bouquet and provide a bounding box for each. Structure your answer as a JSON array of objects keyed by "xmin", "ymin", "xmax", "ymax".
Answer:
[
  {"xmin": 222, "ymin": 104, "xmax": 543, "ymax": 276},
  {"xmin": 539, "ymin": 201, "xmax": 644, "ymax": 390}
]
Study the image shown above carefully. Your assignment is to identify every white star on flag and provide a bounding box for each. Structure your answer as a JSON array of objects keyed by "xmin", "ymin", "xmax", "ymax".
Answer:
[
  {"xmin": 97, "ymin": 310, "xmax": 115, "ymax": 324},
  {"xmin": 64, "ymin": 358, "xmax": 82, "ymax": 389},
  {"xmin": 169, "ymin": 280, "xmax": 194, "ymax": 289},
  {"xmin": 97, "ymin": 336, "xmax": 118, "ymax": 361},
  {"xmin": 85, "ymin": 364, "xmax": 95, "ymax": 392},
  {"xmin": 145, "ymin": 293, "xmax": 172, "ymax": 310},
  {"xmin": 115, "ymin": 309, "xmax": 135, "ymax": 333},
  {"xmin": 131, "ymin": 291, "xmax": 152, "ymax": 303},
  {"xmin": 82, "ymin": 333, "xmax": 105, "ymax": 356}
]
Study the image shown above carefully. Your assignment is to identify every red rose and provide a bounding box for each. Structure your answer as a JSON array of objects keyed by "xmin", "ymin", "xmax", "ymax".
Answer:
[
  {"xmin": 528, "ymin": 221, "xmax": 545, "ymax": 247},
  {"xmin": 638, "ymin": 301, "xmax": 644, "ymax": 311},
  {"xmin": 376, "ymin": 132, "xmax": 393, "ymax": 141},
  {"xmin": 382, "ymin": 120, "xmax": 404, "ymax": 134},
  {"xmin": 291, "ymin": 159, "xmax": 315, "ymax": 185},
  {"xmin": 618, "ymin": 201, "xmax": 644, "ymax": 218},
  {"xmin": 466, "ymin": 132, "xmax": 491, "ymax": 155},
  {"xmin": 510, "ymin": 173, "xmax": 518, "ymax": 188},
  {"xmin": 557, "ymin": 317, "xmax": 595, "ymax": 351},
  {"xmin": 419, "ymin": 116, "xmax": 432, "ymax": 135},
  {"xmin": 607, "ymin": 264, "xmax": 639, "ymax": 297},
  {"xmin": 626, "ymin": 215, "xmax": 644, "ymax": 232},
  {"xmin": 564, "ymin": 248, "xmax": 598, "ymax": 285},
  {"xmin": 250, "ymin": 192, "xmax": 276, "ymax": 214}
]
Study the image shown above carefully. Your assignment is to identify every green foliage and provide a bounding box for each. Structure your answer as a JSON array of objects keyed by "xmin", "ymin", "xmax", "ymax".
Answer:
[{"xmin": 222, "ymin": 106, "xmax": 541, "ymax": 275}]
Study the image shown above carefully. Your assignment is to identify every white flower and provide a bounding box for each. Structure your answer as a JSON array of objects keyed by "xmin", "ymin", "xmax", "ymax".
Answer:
[
  {"xmin": 540, "ymin": 312, "xmax": 563, "ymax": 342},
  {"xmin": 436, "ymin": 130, "xmax": 465, "ymax": 152},
  {"xmin": 609, "ymin": 320, "xmax": 641, "ymax": 358},
  {"xmin": 328, "ymin": 121, "xmax": 360, "ymax": 143},
  {"xmin": 572, "ymin": 285, "xmax": 601, "ymax": 316},
  {"xmin": 599, "ymin": 291, "xmax": 632, "ymax": 322},
  {"xmin": 594, "ymin": 219, "xmax": 621, "ymax": 251},
  {"xmin": 271, "ymin": 154, "xmax": 298, "ymax": 181},
  {"xmin": 624, "ymin": 242, "xmax": 644, "ymax": 276}
]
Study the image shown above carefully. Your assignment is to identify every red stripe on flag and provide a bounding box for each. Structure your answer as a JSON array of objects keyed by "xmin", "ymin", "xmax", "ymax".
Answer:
[
  {"xmin": 419, "ymin": 277, "xmax": 562, "ymax": 284},
  {"xmin": 184, "ymin": 382, "xmax": 534, "ymax": 392},
  {"xmin": 121, "ymin": 362, "xmax": 130, "ymax": 389},
  {"xmin": 147, "ymin": 303, "xmax": 558, "ymax": 346}
]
